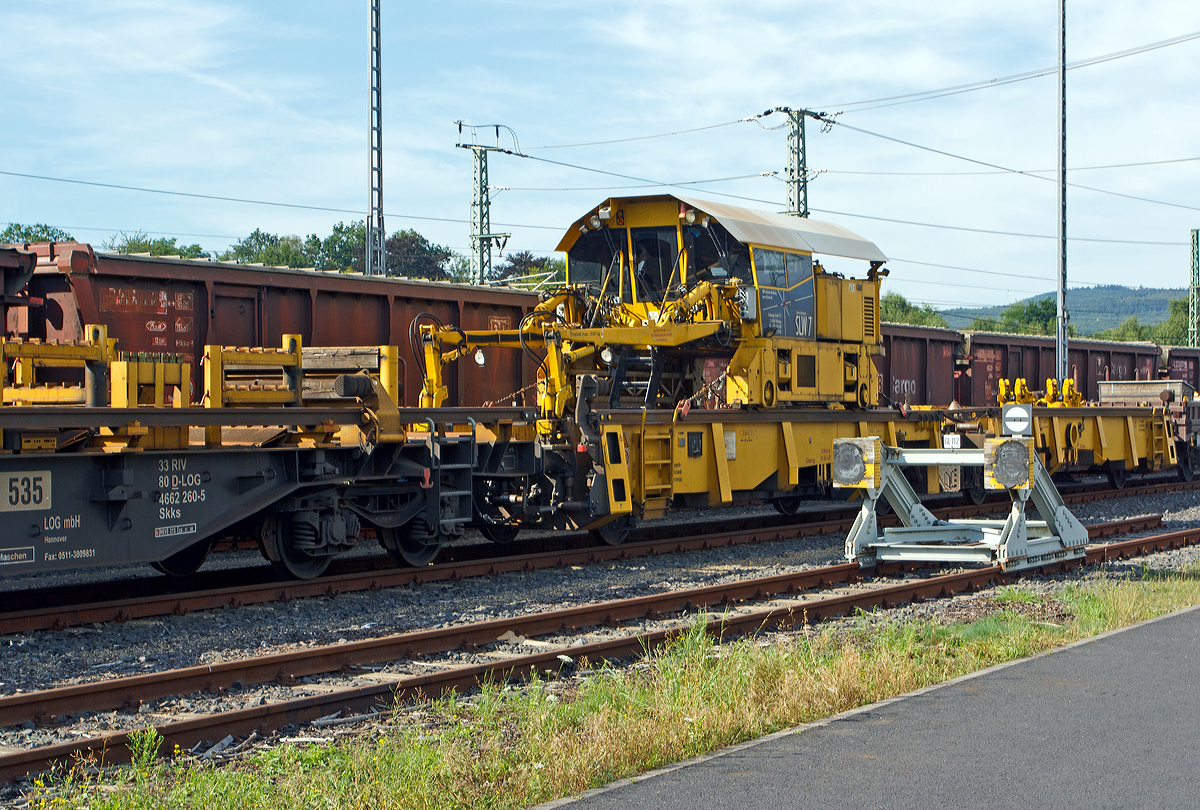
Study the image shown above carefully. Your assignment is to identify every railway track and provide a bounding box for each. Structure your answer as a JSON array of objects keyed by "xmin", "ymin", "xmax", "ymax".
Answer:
[
  {"xmin": 2, "ymin": 477, "xmax": 1193, "ymax": 637},
  {"xmin": 0, "ymin": 513, "xmax": 1178, "ymax": 784}
]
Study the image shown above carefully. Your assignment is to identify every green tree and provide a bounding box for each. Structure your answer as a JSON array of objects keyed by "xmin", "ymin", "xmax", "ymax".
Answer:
[
  {"xmin": 103, "ymin": 231, "xmax": 208, "ymax": 259},
  {"xmin": 1000, "ymin": 297, "xmax": 1057, "ymax": 334},
  {"xmin": 385, "ymin": 229, "xmax": 453, "ymax": 280},
  {"xmin": 1091, "ymin": 315, "xmax": 1150, "ymax": 342},
  {"xmin": 1, "ymin": 223, "xmax": 73, "ymax": 243},
  {"xmin": 968, "ymin": 296, "xmax": 1075, "ymax": 335},
  {"xmin": 880, "ymin": 291, "xmax": 948, "ymax": 328},
  {"xmin": 1151, "ymin": 297, "xmax": 1188, "ymax": 345},
  {"xmin": 218, "ymin": 229, "xmax": 313, "ymax": 267},
  {"xmin": 445, "ymin": 253, "xmax": 473, "ymax": 283},
  {"xmin": 492, "ymin": 251, "xmax": 566, "ymax": 287},
  {"xmin": 303, "ymin": 220, "xmax": 366, "ymax": 272}
]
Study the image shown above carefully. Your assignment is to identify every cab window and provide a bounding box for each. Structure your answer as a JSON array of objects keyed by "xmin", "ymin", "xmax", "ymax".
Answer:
[
  {"xmin": 629, "ymin": 227, "xmax": 678, "ymax": 302},
  {"xmin": 681, "ymin": 220, "xmax": 751, "ymax": 285},
  {"xmin": 568, "ymin": 228, "xmax": 628, "ymax": 289},
  {"xmin": 753, "ymin": 248, "xmax": 815, "ymax": 339}
]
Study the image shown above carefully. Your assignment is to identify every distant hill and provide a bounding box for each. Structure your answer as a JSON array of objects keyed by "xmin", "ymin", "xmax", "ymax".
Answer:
[{"xmin": 941, "ymin": 285, "xmax": 1186, "ymax": 335}]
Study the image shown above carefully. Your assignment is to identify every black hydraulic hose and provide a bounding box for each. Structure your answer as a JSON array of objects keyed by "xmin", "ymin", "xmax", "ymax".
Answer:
[{"xmin": 408, "ymin": 312, "xmax": 444, "ymax": 385}]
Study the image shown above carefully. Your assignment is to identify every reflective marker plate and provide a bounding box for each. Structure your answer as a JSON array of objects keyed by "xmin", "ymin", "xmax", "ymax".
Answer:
[{"xmin": 1001, "ymin": 404, "xmax": 1032, "ymax": 436}]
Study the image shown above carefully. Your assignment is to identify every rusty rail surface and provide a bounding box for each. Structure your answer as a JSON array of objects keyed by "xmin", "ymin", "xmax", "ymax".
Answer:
[
  {"xmin": 0, "ymin": 515, "xmax": 1175, "ymax": 784},
  {"xmin": 3, "ymin": 478, "xmax": 1191, "ymax": 637}
]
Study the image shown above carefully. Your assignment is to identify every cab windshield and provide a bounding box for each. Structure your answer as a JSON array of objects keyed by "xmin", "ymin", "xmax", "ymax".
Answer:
[
  {"xmin": 682, "ymin": 220, "xmax": 751, "ymax": 286},
  {"xmin": 567, "ymin": 228, "xmax": 628, "ymax": 289},
  {"xmin": 629, "ymin": 227, "xmax": 678, "ymax": 303}
]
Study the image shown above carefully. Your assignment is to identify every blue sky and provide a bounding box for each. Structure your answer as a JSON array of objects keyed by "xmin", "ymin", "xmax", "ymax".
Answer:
[{"xmin": 3, "ymin": 1, "xmax": 1199, "ymax": 324}]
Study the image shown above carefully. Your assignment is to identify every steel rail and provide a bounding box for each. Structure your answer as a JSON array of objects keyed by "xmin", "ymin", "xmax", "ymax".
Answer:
[
  {"xmin": 0, "ymin": 515, "xmax": 1170, "ymax": 783},
  {"xmin": 2, "ymin": 479, "xmax": 1192, "ymax": 635},
  {"xmin": 0, "ymin": 515, "xmax": 1161, "ymax": 729}
]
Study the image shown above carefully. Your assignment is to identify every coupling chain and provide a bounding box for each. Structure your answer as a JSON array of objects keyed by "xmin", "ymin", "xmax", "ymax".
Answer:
[{"xmin": 483, "ymin": 380, "xmax": 539, "ymax": 408}]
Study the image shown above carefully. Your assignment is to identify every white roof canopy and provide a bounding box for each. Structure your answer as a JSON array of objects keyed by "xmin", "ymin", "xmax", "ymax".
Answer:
[
  {"xmin": 671, "ymin": 194, "xmax": 887, "ymax": 262},
  {"xmin": 556, "ymin": 194, "xmax": 887, "ymax": 263}
]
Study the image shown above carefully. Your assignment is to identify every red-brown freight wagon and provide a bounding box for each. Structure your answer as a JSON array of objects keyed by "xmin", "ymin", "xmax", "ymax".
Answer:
[
  {"xmin": 6, "ymin": 242, "xmax": 540, "ymax": 407},
  {"xmin": 1163, "ymin": 346, "xmax": 1200, "ymax": 392},
  {"xmin": 958, "ymin": 331, "xmax": 1160, "ymax": 406},
  {"xmin": 876, "ymin": 322, "xmax": 961, "ymax": 406}
]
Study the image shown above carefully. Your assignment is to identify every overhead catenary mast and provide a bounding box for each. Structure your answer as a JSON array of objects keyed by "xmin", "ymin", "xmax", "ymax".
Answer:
[
  {"xmin": 775, "ymin": 106, "xmax": 829, "ymax": 218},
  {"xmin": 457, "ymin": 122, "xmax": 512, "ymax": 285},
  {"xmin": 785, "ymin": 108, "xmax": 809, "ymax": 217},
  {"xmin": 1190, "ymin": 229, "xmax": 1199, "ymax": 348},
  {"xmin": 1055, "ymin": 0, "xmax": 1069, "ymax": 384},
  {"xmin": 366, "ymin": 0, "xmax": 386, "ymax": 276}
]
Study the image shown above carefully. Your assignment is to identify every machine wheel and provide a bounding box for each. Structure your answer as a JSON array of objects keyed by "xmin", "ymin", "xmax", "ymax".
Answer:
[
  {"xmin": 1107, "ymin": 466, "xmax": 1128, "ymax": 490},
  {"xmin": 772, "ymin": 494, "xmax": 806, "ymax": 517},
  {"xmin": 259, "ymin": 516, "xmax": 330, "ymax": 580},
  {"xmin": 378, "ymin": 521, "xmax": 441, "ymax": 567},
  {"xmin": 590, "ymin": 516, "xmax": 634, "ymax": 546},
  {"xmin": 150, "ymin": 538, "xmax": 213, "ymax": 577},
  {"xmin": 480, "ymin": 523, "xmax": 521, "ymax": 544},
  {"xmin": 960, "ymin": 467, "xmax": 986, "ymax": 506},
  {"xmin": 857, "ymin": 382, "xmax": 871, "ymax": 409}
]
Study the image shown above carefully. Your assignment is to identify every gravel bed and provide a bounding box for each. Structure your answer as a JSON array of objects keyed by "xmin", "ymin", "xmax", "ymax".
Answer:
[{"xmin": 1, "ymin": 487, "xmax": 1197, "ymax": 761}]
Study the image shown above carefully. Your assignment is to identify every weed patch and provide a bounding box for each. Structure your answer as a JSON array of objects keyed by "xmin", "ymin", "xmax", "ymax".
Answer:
[{"xmin": 24, "ymin": 565, "xmax": 1200, "ymax": 810}]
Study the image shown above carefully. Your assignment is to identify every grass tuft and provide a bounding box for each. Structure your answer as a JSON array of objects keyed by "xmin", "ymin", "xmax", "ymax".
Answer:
[{"xmin": 25, "ymin": 563, "xmax": 1200, "ymax": 810}]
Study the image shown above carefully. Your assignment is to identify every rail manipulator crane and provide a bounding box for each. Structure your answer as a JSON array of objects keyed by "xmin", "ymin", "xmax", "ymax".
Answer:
[{"xmin": 414, "ymin": 194, "xmax": 931, "ymax": 545}]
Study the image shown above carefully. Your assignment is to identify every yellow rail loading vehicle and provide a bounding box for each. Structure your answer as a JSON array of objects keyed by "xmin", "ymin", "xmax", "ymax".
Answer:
[
  {"xmin": 417, "ymin": 194, "xmax": 942, "ymax": 543},
  {"xmin": 3, "ymin": 199, "xmax": 1179, "ymax": 583}
]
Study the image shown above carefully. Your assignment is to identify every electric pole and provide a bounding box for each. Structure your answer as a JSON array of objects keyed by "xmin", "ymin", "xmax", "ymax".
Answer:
[
  {"xmin": 785, "ymin": 109, "xmax": 808, "ymax": 217},
  {"xmin": 1190, "ymin": 229, "xmax": 1199, "ymax": 348},
  {"xmin": 457, "ymin": 122, "xmax": 512, "ymax": 285},
  {"xmin": 366, "ymin": 0, "xmax": 386, "ymax": 276},
  {"xmin": 776, "ymin": 107, "xmax": 827, "ymax": 217},
  {"xmin": 1055, "ymin": 0, "xmax": 1069, "ymax": 385}
]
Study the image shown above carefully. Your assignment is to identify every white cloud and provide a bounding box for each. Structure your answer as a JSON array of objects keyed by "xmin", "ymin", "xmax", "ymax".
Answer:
[{"xmin": 0, "ymin": 0, "xmax": 1196, "ymax": 305}]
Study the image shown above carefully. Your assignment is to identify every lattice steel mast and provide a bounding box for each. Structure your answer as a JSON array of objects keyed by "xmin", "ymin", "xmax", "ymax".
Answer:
[
  {"xmin": 1190, "ymin": 229, "xmax": 1199, "ymax": 348},
  {"xmin": 1055, "ymin": 0, "xmax": 1069, "ymax": 384},
  {"xmin": 366, "ymin": 0, "xmax": 386, "ymax": 276},
  {"xmin": 785, "ymin": 109, "xmax": 809, "ymax": 217},
  {"xmin": 457, "ymin": 122, "xmax": 512, "ymax": 285},
  {"xmin": 775, "ymin": 107, "xmax": 827, "ymax": 218}
]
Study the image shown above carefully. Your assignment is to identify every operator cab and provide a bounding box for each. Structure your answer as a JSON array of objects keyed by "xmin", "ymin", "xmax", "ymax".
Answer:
[
  {"xmin": 557, "ymin": 193, "xmax": 889, "ymax": 409},
  {"xmin": 558, "ymin": 193, "xmax": 883, "ymax": 337}
]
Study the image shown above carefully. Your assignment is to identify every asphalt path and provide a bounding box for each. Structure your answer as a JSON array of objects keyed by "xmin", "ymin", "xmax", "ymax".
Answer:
[{"xmin": 537, "ymin": 605, "xmax": 1200, "ymax": 810}]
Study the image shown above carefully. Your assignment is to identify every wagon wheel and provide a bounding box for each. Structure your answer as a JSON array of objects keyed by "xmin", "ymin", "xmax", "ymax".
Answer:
[
  {"xmin": 1179, "ymin": 447, "xmax": 1196, "ymax": 483},
  {"xmin": 378, "ymin": 520, "xmax": 441, "ymax": 567},
  {"xmin": 590, "ymin": 515, "xmax": 634, "ymax": 546},
  {"xmin": 259, "ymin": 516, "xmax": 330, "ymax": 580},
  {"xmin": 1107, "ymin": 466, "xmax": 1128, "ymax": 490},
  {"xmin": 150, "ymin": 538, "xmax": 213, "ymax": 577},
  {"xmin": 480, "ymin": 523, "xmax": 521, "ymax": 544},
  {"xmin": 473, "ymin": 478, "xmax": 521, "ymax": 544},
  {"xmin": 961, "ymin": 467, "xmax": 986, "ymax": 506},
  {"xmin": 772, "ymin": 494, "xmax": 806, "ymax": 517}
]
